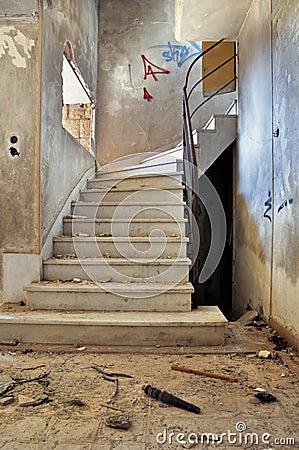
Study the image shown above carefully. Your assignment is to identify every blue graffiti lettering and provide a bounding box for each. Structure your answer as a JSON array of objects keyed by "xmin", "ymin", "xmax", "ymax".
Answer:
[{"xmin": 149, "ymin": 41, "xmax": 202, "ymax": 68}]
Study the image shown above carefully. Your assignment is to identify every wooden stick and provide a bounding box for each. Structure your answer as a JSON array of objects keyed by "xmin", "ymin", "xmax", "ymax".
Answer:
[
  {"xmin": 98, "ymin": 402, "xmax": 125, "ymax": 412},
  {"xmin": 171, "ymin": 365, "xmax": 236, "ymax": 382}
]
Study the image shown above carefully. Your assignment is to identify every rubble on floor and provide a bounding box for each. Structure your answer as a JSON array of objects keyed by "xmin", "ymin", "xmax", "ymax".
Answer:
[{"xmin": 0, "ymin": 323, "xmax": 298, "ymax": 449}]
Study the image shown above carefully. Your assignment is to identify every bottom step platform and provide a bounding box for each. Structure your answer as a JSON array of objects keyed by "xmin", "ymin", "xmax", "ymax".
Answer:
[{"xmin": 0, "ymin": 306, "xmax": 227, "ymax": 346}]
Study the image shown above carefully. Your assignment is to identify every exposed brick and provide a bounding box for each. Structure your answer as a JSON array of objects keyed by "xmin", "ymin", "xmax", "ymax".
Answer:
[
  {"xmin": 79, "ymin": 137, "xmax": 92, "ymax": 153},
  {"xmin": 68, "ymin": 104, "xmax": 85, "ymax": 119},
  {"xmin": 79, "ymin": 119, "xmax": 91, "ymax": 138},
  {"xmin": 63, "ymin": 119, "xmax": 80, "ymax": 138}
]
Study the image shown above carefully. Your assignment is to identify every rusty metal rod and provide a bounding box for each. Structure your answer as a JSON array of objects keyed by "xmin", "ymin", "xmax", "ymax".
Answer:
[{"xmin": 171, "ymin": 365, "xmax": 236, "ymax": 382}]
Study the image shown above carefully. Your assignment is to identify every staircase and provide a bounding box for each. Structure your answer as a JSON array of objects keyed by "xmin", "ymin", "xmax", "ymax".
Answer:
[{"xmin": 0, "ymin": 158, "xmax": 227, "ymax": 347}]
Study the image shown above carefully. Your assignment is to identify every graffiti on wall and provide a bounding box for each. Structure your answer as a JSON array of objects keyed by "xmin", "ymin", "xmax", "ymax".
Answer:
[
  {"xmin": 128, "ymin": 63, "xmax": 134, "ymax": 90},
  {"xmin": 149, "ymin": 41, "xmax": 202, "ymax": 68},
  {"xmin": 263, "ymin": 191, "xmax": 294, "ymax": 221},
  {"xmin": 263, "ymin": 191, "xmax": 272, "ymax": 222},
  {"xmin": 139, "ymin": 40, "xmax": 202, "ymax": 102},
  {"xmin": 141, "ymin": 54, "xmax": 170, "ymax": 81},
  {"xmin": 277, "ymin": 197, "xmax": 293, "ymax": 214}
]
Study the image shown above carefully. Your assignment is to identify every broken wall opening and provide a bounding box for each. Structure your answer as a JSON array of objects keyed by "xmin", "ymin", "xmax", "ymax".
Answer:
[{"xmin": 61, "ymin": 41, "xmax": 95, "ymax": 155}]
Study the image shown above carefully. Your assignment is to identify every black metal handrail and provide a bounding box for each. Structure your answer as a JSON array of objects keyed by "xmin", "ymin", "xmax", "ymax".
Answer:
[{"xmin": 182, "ymin": 38, "xmax": 237, "ymax": 293}]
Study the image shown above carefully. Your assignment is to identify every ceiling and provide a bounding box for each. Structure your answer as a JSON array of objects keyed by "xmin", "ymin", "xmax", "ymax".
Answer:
[{"xmin": 175, "ymin": 0, "xmax": 253, "ymax": 41}]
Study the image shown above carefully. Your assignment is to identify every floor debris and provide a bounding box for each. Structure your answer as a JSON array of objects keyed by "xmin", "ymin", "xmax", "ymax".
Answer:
[
  {"xmin": 254, "ymin": 392, "xmax": 277, "ymax": 403},
  {"xmin": 105, "ymin": 413, "xmax": 131, "ymax": 430},
  {"xmin": 0, "ymin": 396, "xmax": 14, "ymax": 406},
  {"xmin": 143, "ymin": 384, "xmax": 201, "ymax": 414},
  {"xmin": 171, "ymin": 364, "xmax": 236, "ymax": 382},
  {"xmin": 237, "ymin": 309, "xmax": 259, "ymax": 326},
  {"xmin": 258, "ymin": 350, "xmax": 272, "ymax": 359},
  {"xmin": 0, "ymin": 322, "xmax": 297, "ymax": 448}
]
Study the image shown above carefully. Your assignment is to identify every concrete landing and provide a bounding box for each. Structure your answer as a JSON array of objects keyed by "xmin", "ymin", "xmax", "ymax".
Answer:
[{"xmin": 0, "ymin": 306, "xmax": 227, "ymax": 346}]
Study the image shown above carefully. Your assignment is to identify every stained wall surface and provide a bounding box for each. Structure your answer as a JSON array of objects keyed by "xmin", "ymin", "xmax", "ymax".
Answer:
[
  {"xmin": 97, "ymin": 0, "xmax": 236, "ymax": 165},
  {"xmin": 235, "ymin": 0, "xmax": 298, "ymax": 346},
  {"xmin": 0, "ymin": 2, "xmax": 40, "ymax": 300},
  {"xmin": 234, "ymin": 0, "xmax": 273, "ymax": 319},
  {"xmin": 40, "ymin": 0, "xmax": 98, "ymax": 244},
  {"xmin": 271, "ymin": 0, "xmax": 299, "ymax": 345}
]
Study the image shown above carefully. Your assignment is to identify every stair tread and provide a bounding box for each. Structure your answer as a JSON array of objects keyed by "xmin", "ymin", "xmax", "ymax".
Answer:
[
  {"xmin": 64, "ymin": 217, "xmax": 188, "ymax": 222},
  {"xmin": 72, "ymin": 201, "xmax": 185, "ymax": 205},
  {"xmin": 96, "ymin": 162, "xmax": 181, "ymax": 176},
  {"xmin": 44, "ymin": 257, "xmax": 191, "ymax": 265},
  {"xmin": 54, "ymin": 236, "xmax": 188, "ymax": 242},
  {"xmin": 81, "ymin": 186, "xmax": 183, "ymax": 192},
  {"xmin": 25, "ymin": 281, "xmax": 194, "ymax": 292},
  {"xmin": 93, "ymin": 171, "xmax": 183, "ymax": 180},
  {"xmin": 0, "ymin": 306, "xmax": 227, "ymax": 326}
]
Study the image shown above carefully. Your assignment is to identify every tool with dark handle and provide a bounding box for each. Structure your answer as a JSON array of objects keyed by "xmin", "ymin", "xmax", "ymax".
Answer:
[{"xmin": 142, "ymin": 384, "xmax": 200, "ymax": 414}]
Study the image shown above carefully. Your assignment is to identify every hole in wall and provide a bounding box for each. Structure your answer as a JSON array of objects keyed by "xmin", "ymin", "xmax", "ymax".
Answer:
[{"xmin": 61, "ymin": 41, "xmax": 95, "ymax": 156}]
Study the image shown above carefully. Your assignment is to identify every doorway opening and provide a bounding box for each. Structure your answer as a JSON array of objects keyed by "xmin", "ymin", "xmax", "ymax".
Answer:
[
  {"xmin": 197, "ymin": 143, "xmax": 234, "ymax": 319},
  {"xmin": 61, "ymin": 41, "xmax": 95, "ymax": 155}
]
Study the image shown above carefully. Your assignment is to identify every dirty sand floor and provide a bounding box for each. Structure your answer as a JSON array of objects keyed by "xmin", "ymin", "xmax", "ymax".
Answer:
[{"xmin": 0, "ymin": 323, "xmax": 298, "ymax": 449}]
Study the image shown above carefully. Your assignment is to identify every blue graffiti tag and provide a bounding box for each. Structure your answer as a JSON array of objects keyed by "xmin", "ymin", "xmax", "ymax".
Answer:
[
  {"xmin": 263, "ymin": 191, "xmax": 272, "ymax": 222},
  {"xmin": 149, "ymin": 41, "xmax": 202, "ymax": 68}
]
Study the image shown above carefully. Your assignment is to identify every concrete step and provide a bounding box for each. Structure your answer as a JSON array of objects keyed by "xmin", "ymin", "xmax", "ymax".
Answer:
[
  {"xmin": 0, "ymin": 307, "xmax": 228, "ymax": 346},
  {"xmin": 79, "ymin": 186, "xmax": 183, "ymax": 203},
  {"xmin": 71, "ymin": 201, "xmax": 185, "ymax": 220},
  {"xmin": 53, "ymin": 236, "xmax": 188, "ymax": 259},
  {"xmin": 63, "ymin": 217, "xmax": 187, "ymax": 237},
  {"xmin": 43, "ymin": 257, "xmax": 191, "ymax": 283},
  {"xmin": 25, "ymin": 281, "xmax": 193, "ymax": 312},
  {"xmin": 198, "ymin": 115, "xmax": 237, "ymax": 174},
  {"xmin": 88, "ymin": 172, "xmax": 183, "ymax": 188},
  {"xmin": 95, "ymin": 160, "xmax": 180, "ymax": 178}
]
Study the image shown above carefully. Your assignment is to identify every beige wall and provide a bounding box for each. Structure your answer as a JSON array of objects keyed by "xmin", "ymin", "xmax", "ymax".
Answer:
[
  {"xmin": 40, "ymin": 0, "xmax": 98, "ymax": 245},
  {"xmin": 97, "ymin": 0, "xmax": 236, "ymax": 165},
  {"xmin": 235, "ymin": 0, "xmax": 299, "ymax": 348},
  {"xmin": 271, "ymin": 0, "xmax": 299, "ymax": 347},
  {"xmin": 0, "ymin": 0, "xmax": 99, "ymax": 302},
  {"xmin": 0, "ymin": 4, "xmax": 40, "ymax": 301},
  {"xmin": 234, "ymin": 0, "xmax": 272, "ymax": 319}
]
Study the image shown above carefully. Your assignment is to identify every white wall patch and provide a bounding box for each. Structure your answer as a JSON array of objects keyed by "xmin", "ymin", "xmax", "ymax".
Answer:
[{"xmin": 0, "ymin": 26, "xmax": 35, "ymax": 68}]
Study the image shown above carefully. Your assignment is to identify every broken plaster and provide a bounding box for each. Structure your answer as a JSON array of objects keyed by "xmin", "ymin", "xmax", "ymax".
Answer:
[{"xmin": 0, "ymin": 25, "xmax": 35, "ymax": 68}]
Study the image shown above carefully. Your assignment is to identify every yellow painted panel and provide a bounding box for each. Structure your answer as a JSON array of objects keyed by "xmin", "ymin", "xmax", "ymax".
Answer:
[{"xmin": 202, "ymin": 41, "xmax": 236, "ymax": 97}]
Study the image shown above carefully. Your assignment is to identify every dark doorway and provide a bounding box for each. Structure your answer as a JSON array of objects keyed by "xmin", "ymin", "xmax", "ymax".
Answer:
[{"xmin": 196, "ymin": 143, "xmax": 234, "ymax": 319}]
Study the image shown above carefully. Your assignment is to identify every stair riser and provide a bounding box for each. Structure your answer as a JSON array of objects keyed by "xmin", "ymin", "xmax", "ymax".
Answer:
[
  {"xmin": 71, "ymin": 204, "xmax": 185, "ymax": 220},
  {"xmin": 63, "ymin": 221, "xmax": 186, "ymax": 237},
  {"xmin": 95, "ymin": 162, "xmax": 179, "ymax": 179},
  {"xmin": 0, "ymin": 322, "xmax": 226, "ymax": 346},
  {"xmin": 88, "ymin": 174, "xmax": 182, "ymax": 189},
  {"xmin": 26, "ymin": 290, "xmax": 191, "ymax": 312},
  {"xmin": 43, "ymin": 263, "xmax": 190, "ymax": 283},
  {"xmin": 53, "ymin": 240, "xmax": 187, "ymax": 259},
  {"xmin": 80, "ymin": 188, "xmax": 183, "ymax": 203}
]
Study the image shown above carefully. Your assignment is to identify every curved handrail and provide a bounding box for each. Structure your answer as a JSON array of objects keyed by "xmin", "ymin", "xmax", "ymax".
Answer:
[
  {"xmin": 184, "ymin": 38, "xmax": 224, "ymax": 90},
  {"xmin": 182, "ymin": 38, "xmax": 237, "ymax": 301}
]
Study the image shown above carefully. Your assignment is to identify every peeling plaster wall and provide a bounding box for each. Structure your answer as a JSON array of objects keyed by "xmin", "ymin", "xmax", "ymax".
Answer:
[
  {"xmin": 234, "ymin": 0, "xmax": 272, "ymax": 318},
  {"xmin": 235, "ymin": 0, "xmax": 299, "ymax": 347},
  {"xmin": 0, "ymin": 4, "xmax": 40, "ymax": 301},
  {"xmin": 271, "ymin": 0, "xmax": 299, "ymax": 345},
  {"xmin": 40, "ymin": 0, "xmax": 98, "ymax": 244},
  {"xmin": 97, "ymin": 0, "xmax": 236, "ymax": 165}
]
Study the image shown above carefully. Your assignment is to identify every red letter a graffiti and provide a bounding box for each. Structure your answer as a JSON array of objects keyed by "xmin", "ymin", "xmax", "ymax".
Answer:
[
  {"xmin": 141, "ymin": 54, "xmax": 170, "ymax": 81},
  {"xmin": 143, "ymin": 87, "xmax": 153, "ymax": 102}
]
